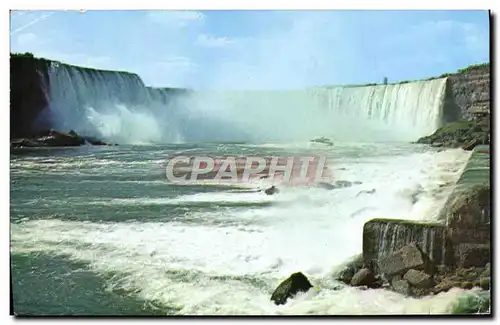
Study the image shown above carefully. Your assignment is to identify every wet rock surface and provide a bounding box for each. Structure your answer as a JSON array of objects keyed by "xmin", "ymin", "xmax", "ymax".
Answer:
[
  {"xmin": 364, "ymin": 243, "xmax": 491, "ymax": 297},
  {"xmin": 403, "ymin": 269, "xmax": 434, "ymax": 289},
  {"xmin": 416, "ymin": 116, "xmax": 490, "ymax": 150},
  {"xmin": 336, "ymin": 255, "xmax": 364, "ymax": 285},
  {"xmin": 264, "ymin": 186, "xmax": 279, "ymax": 195},
  {"xmin": 350, "ymin": 268, "xmax": 376, "ymax": 287},
  {"xmin": 377, "ymin": 243, "xmax": 428, "ymax": 277},
  {"xmin": 11, "ymin": 129, "xmax": 110, "ymax": 148},
  {"xmin": 354, "ymin": 145, "xmax": 491, "ymax": 302},
  {"xmin": 392, "ymin": 280, "xmax": 411, "ymax": 296},
  {"xmin": 270, "ymin": 272, "xmax": 313, "ymax": 305}
]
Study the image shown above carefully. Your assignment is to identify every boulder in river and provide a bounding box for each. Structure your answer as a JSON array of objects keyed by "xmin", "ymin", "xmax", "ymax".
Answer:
[
  {"xmin": 270, "ymin": 272, "xmax": 313, "ymax": 305},
  {"xmin": 391, "ymin": 279, "xmax": 411, "ymax": 296},
  {"xmin": 336, "ymin": 254, "xmax": 364, "ymax": 284},
  {"xmin": 403, "ymin": 269, "xmax": 434, "ymax": 289},
  {"xmin": 350, "ymin": 268, "xmax": 376, "ymax": 287},
  {"xmin": 265, "ymin": 186, "xmax": 280, "ymax": 195},
  {"xmin": 317, "ymin": 182, "xmax": 336, "ymax": 190}
]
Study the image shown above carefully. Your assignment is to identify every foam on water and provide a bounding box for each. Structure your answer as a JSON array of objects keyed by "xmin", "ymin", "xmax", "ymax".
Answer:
[{"xmin": 11, "ymin": 147, "xmax": 472, "ymax": 315}]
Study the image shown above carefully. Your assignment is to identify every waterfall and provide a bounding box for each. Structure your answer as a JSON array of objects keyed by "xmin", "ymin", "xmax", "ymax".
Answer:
[
  {"xmin": 42, "ymin": 61, "xmax": 448, "ymax": 144},
  {"xmin": 44, "ymin": 62, "xmax": 184, "ymax": 144},
  {"xmin": 308, "ymin": 78, "xmax": 447, "ymax": 141}
]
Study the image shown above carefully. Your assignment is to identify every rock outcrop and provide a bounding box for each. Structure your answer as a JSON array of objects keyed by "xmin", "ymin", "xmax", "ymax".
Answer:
[
  {"xmin": 360, "ymin": 243, "xmax": 490, "ymax": 297},
  {"xmin": 10, "ymin": 53, "xmax": 51, "ymax": 138},
  {"xmin": 11, "ymin": 129, "xmax": 110, "ymax": 148},
  {"xmin": 417, "ymin": 63, "xmax": 490, "ymax": 149},
  {"xmin": 355, "ymin": 146, "xmax": 490, "ymax": 300},
  {"xmin": 416, "ymin": 116, "xmax": 490, "ymax": 149},
  {"xmin": 442, "ymin": 63, "xmax": 490, "ymax": 122}
]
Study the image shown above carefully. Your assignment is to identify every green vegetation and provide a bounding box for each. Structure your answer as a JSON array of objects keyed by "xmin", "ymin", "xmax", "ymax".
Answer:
[
  {"xmin": 416, "ymin": 116, "xmax": 490, "ymax": 149},
  {"xmin": 11, "ymin": 52, "xmax": 35, "ymax": 58},
  {"xmin": 438, "ymin": 72, "xmax": 453, "ymax": 78},
  {"xmin": 425, "ymin": 63, "xmax": 489, "ymax": 80},
  {"xmin": 438, "ymin": 120, "xmax": 475, "ymax": 134},
  {"xmin": 458, "ymin": 63, "xmax": 489, "ymax": 74}
]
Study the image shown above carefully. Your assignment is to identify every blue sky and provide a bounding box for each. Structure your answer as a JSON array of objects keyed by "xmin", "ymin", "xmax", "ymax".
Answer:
[{"xmin": 10, "ymin": 10, "xmax": 490, "ymax": 89}]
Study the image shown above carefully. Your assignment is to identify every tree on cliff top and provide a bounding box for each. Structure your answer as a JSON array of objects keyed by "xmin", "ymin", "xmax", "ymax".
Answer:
[{"xmin": 11, "ymin": 52, "xmax": 35, "ymax": 58}]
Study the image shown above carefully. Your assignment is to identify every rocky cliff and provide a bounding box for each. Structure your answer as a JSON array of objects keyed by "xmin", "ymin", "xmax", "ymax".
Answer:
[
  {"xmin": 416, "ymin": 63, "xmax": 490, "ymax": 150},
  {"xmin": 10, "ymin": 53, "xmax": 51, "ymax": 138},
  {"xmin": 441, "ymin": 63, "xmax": 490, "ymax": 123}
]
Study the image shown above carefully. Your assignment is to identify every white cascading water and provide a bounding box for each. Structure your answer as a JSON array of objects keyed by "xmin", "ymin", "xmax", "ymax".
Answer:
[
  {"xmin": 44, "ymin": 62, "xmax": 184, "ymax": 144},
  {"xmin": 309, "ymin": 79, "xmax": 447, "ymax": 140},
  {"xmin": 44, "ymin": 61, "xmax": 447, "ymax": 144}
]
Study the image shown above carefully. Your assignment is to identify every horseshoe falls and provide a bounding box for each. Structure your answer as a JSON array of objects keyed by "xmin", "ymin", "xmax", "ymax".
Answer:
[
  {"xmin": 12, "ymin": 61, "xmax": 476, "ymax": 316},
  {"xmin": 42, "ymin": 61, "xmax": 447, "ymax": 144}
]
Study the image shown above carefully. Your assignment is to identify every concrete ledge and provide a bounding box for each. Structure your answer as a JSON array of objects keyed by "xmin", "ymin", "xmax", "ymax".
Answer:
[{"xmin": 363, "ymin": 219, "xmax": 450, "ymax": 272}]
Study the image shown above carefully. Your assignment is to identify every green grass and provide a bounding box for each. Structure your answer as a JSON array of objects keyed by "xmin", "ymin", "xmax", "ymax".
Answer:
[
  {"xmin": 438, "ymin": 120, "xmax": 475, "ymax": 134},
  {"xmin": 457, "ymin": 63, "xmax": 489, "ymax": 74}
]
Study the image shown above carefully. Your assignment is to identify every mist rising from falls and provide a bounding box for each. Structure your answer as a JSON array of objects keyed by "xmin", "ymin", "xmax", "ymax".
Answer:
[
  {"xmin": 43, "ymin": 62, "xmax": 447, "ymax": 144},
  {"xmin": 44, "ymin": 62, "xmax": 184, "ymax": 144},
  {"xmin": 182, "ymin": 79, "xmax": 447, "ymax": 143}
]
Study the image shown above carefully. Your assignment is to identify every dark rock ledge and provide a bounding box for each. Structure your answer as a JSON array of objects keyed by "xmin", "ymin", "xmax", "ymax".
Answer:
[
  {"xmin": 416, "ymin": 116, "xmax": 490, "ymax": 150},
  {"xmin": 11, "ymin": 129, "xmax": 114, "ymax": 148}
]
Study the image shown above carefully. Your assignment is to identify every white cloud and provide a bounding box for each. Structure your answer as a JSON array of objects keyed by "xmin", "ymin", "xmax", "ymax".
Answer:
[
  {"xmin": 196, "ymin": 34, "xmax": 235, "ymax": 48},
  {"xmin": 146, "ymin": 11, "xmax": 204, "ymax": 29}
]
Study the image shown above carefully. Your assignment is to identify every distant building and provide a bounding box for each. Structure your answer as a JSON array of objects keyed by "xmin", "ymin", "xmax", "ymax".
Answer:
[{"xmin": 383, "ymin": 77, "xmax": 388, "ymax": 85}]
